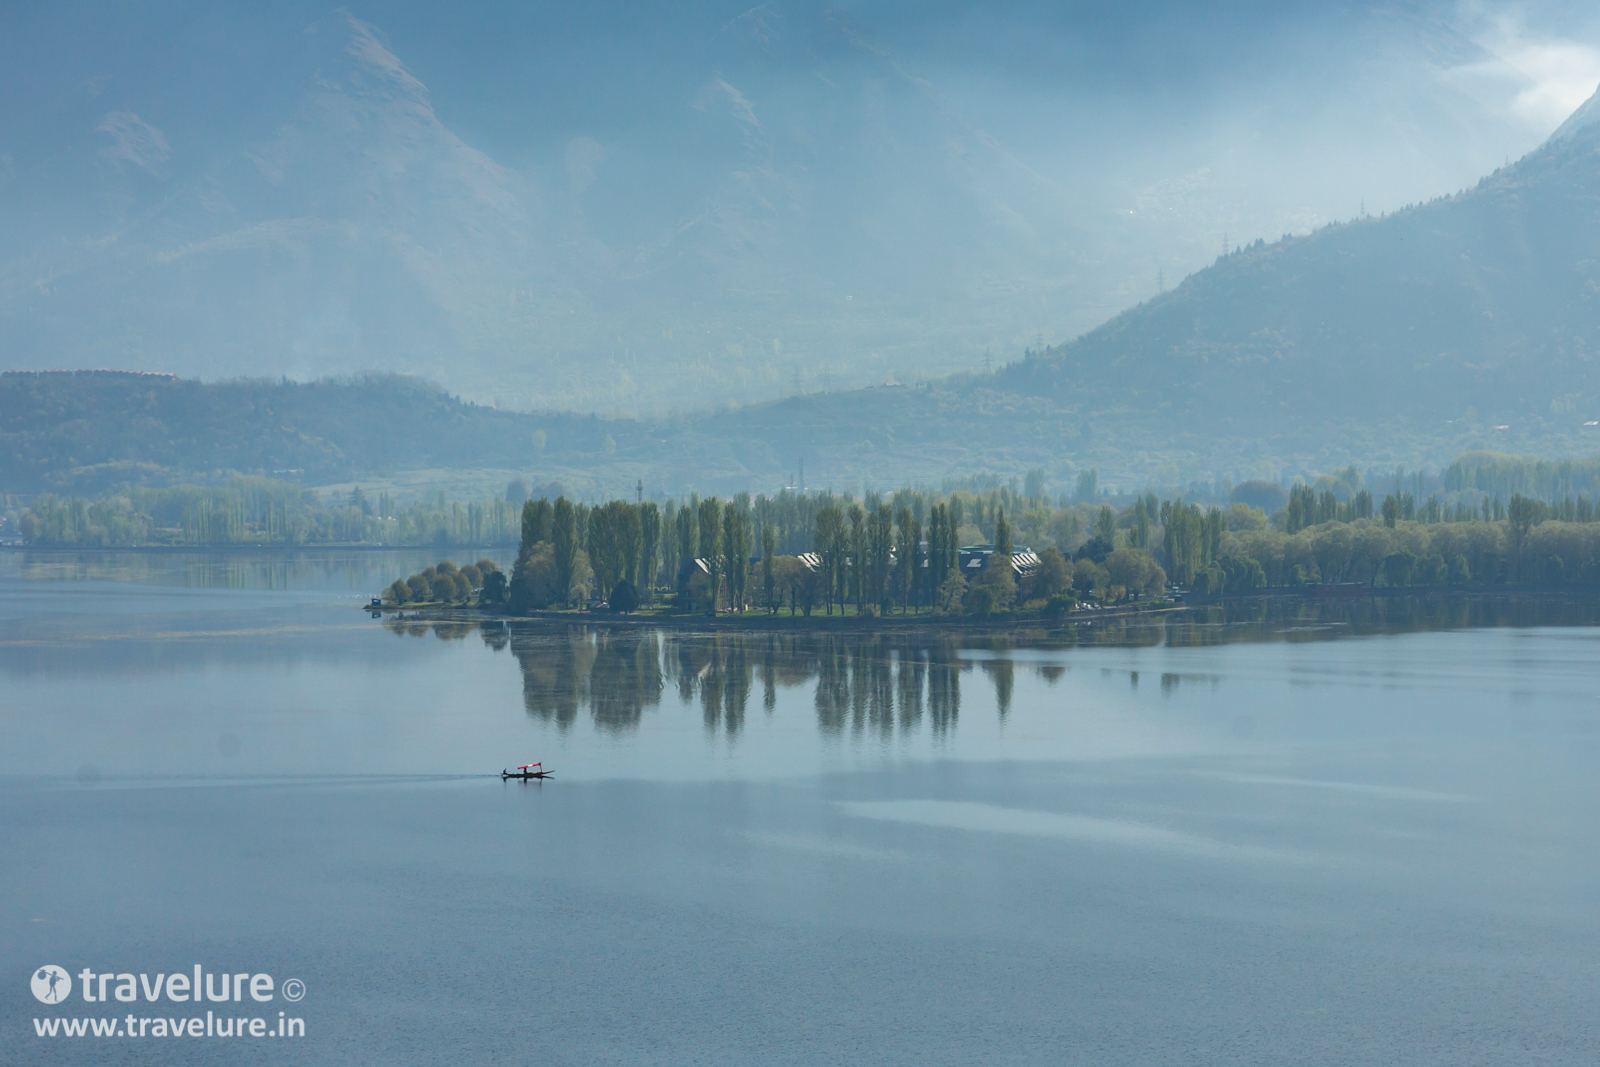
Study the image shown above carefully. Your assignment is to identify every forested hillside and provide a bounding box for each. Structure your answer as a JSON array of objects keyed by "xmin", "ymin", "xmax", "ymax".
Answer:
[
  {"xmin": 4, "ymin": 6, "xmax": 1548, "ymax": 414},
  {"xmin": 11, "ymin": 88, "xmax": 1600, "ymax": 498},
  {"xmin": 1004, "ymin": 87, "xmax": 1600, "ymax": 432},
  {"xmin": 696, "ymin": 85, "xmax": 1600, "ymax": 487},
  {"xmin": 0, "ymin": 371, "xmax": 562, "ymax": 493}
]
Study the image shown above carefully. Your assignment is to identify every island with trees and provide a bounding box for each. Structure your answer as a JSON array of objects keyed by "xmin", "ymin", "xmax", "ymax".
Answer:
[{"xmin": 363, "ymin": 453, "xmax": 1600, "ymax": 626}]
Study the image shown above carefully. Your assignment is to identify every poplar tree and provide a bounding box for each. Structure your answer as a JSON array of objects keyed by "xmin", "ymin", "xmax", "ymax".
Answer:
[
  {"xmin": 868, "ymin": 504, "xmax": 894, "ymax": 612},
  {"xmin": 622, "ymin": 503, "xmax": 643, "ymax": 590},
  {"xmin": 585, "ymin": 501, "xmax": 640, "ymax": 597},
  {"xmin": 762, "ymin": 526, "xmax": 776, "ymax": 613},
  {"xmin": 640, "ymin": 502, "xmax": 660, "ymax": 601},
  {"xmin": 896, "ymin": 507, "xmax": 921, "ymax": 612},
  {"xmin": 520, "ymin": 498, "xmax": 553, "ymax": 554},
  {"xmin": 723, "ymin": 505, "xmax": 750, "ymax": 611},
  {"xmin": 700, "ymin": 498, "xmax": 723, "ymax": 614},
  {"xmin": 815, "ymin": 505, "xmax": 845, "ymax": 614},
  {"xmin": 674, "ymin": 504, "xmax": 694, "ymax": 595},
  {"xmin": 1094, "ymin": 505, "xmax": 1115, "ymax": 544},
  {"xmin": 552, "ymin": 497, "xmax": 578, "ymax": 605},
  {"xmin": 848, "ymin": 504, "xmax": 866, "ymax": 610},
  {"xmin": 698, "ymin": 497, "xmax": 720, "ymax": 559}
]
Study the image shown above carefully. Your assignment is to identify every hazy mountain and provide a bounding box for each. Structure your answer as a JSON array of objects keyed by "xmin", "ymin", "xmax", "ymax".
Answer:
[
  {"xmin": 13, "ymin": 68, "xmax": 1600, "ymax": 513},
  {"xmin": 2, "ymin": 1, "xmax": 1591, "ymax": 416},
  {"xmin": 673, "ymin": 83, "xmax": 1600, "ymax": 493},
  {"xmin": 0, "ymin": 371, "xmax": 579, "ymax": 495},
  {"xmin": 997, "ymin": 84, "xmax": 1600, "ymax": 444},
  {"xmin": 13, "ymin": 73, "xmax": 1600, "ymax": 514}
]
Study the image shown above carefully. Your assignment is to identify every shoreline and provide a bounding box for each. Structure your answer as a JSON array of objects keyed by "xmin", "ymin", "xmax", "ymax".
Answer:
[
  {"xmin": 387, "ymin": 603, "xmax": 1185, "ymax": 631},
  {"xmin": 0, "ymin": 542, "xmax": 516, "ymax": 554},
  {"xmin": 381, "ymin": 585, "xmax": 1600, "ymax": 632}
]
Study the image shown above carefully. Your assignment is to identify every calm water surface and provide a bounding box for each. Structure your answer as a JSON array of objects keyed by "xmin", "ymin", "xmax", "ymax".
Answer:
[{"xmin": 5, "ymin": 549, "xmax": 1600, "ymax": 1065}]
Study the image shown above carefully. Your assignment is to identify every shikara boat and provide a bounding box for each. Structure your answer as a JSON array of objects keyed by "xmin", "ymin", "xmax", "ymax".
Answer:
[{"xmin": 502, "ymin": 763, "xmax": 552, "ymax": 780}]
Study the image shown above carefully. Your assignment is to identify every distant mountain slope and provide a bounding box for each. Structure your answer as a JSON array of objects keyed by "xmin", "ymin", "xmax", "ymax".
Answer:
[
  {"xmin": 0, "ymin": 3, "xmax": 1574, "ymax": 414},
  {"xmin": 0, "ymin": 371, "xmax": 547, "ymax": 493},
  {"xmin": 0, "ymin": 8, "xmax": 1097, "ymax": 413},
  {"xmin": 686, "ymin": 89, "xmax": 1600, "ymax": 488},
  {"xmin": 1002, "ymin": 89, "xmax": 1600, "ymax": 429},
  {"xmin": 12, "ymin": 90, "xmax": 1600, "ymax": 499}
]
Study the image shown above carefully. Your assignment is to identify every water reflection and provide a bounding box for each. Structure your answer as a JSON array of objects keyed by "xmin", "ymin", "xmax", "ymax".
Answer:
[
  {"xmin": 6, "ymin": 547, "xmax": 516, "ymax": 594},
  {"xmin": 981, "ymin": 658, "xmax": 1015, "ymax": 718},
  {"xmin": 384, "ymin": 617, "xmax": 480, "ymax": 641},
  {"xmin": 364, "ymin": 593, "xmax": 1600, "ymax": 741},
  {"xmin": 497, "ymin": 629, "xmax": 974, "ymax": 742}
]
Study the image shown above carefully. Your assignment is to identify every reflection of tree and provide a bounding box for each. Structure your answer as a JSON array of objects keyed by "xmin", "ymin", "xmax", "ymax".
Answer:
[
  {"xmin": 589, "ymin": 631, "xmax": 663, "ymax": 734},
  {"xmin": 815, "ymin": 637, "xmax": 851, "ymax": 736},
  {"xmin": 981, "ymin": 659, "xmax": 1014, "ymax": 718},
  {"xmin": 699, "ymin": 646, "xmax": 724, "ymax": 735},
  {"xmin": 926, "ymin": 640, "xmax": 961, "ymax": 739},
  {"xmin": 849, "ymin": 642, "xmax": 870, "ymax": 737},
  {"xmin": 659, "ymin": 635, "xmax": 755, "ymax": 739},
  {"xmin": 898, "ymin": 647, "xmax": 924, "ymax": 731},
  {"xmin": 866, "ymin": 641, "xmax": 894, "ymax": 738},
  {"xmin": 808, "ymin": 635, "xmax": 959, "ymax": 741},
  {"xmin": 760, "ymin": 641, "xmax": 779, "ymax": 714},
  {"xmin": 672, "ymin": 637, "xmax": 706, "ymax": 708},
  {"xmin": 381, "ymin": 618, "xmax": 517, "ymax": 647},
  {"xmin": 425, "ymin": 601, "xmax": 1600, "ymax": 747},
  {"xmin": 512, "ymin": 629, "xmax": 598, "ymax": 732},
  {"xmin": 500, "ymin": 607, "xmax": 1544, "ymax": 744},
  {"xmin": 721, "ymin": 638, "xmax": 751, "ymax": 736}
]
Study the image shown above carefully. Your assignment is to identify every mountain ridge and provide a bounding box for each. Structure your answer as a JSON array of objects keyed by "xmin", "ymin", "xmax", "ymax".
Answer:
[{"xmin": 2, "ymin": 3, "xmax": 1573, "ymax": 415}]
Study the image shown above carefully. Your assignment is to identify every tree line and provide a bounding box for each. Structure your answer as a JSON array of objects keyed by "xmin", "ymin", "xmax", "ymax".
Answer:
[
  {"xmin": 384, "ymin": 558, "xmax": 504, "ymax": 606},
  {"xmin": 499, "ymin": 489, "xmax": 1171, "ymax": 616},
  {"xmin": 14, "ymin": 481, "xmax": 523, "ymax": 547},
  {"xmin": 25, "ymin": 453, "xmax": 1600, "ymax": 602},
  {"xmin": 493, "ymin": 482, "xmax": 1600, "ymax": 617},
  {"xmin": 1219, "ymin": 494, "xmax": 1600, "ymax": 591}
]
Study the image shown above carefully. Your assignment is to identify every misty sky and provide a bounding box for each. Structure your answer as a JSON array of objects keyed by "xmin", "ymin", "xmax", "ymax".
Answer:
[{"xmin": 4, "ymin": 1, "xmax": 1600, "ymax": 412}]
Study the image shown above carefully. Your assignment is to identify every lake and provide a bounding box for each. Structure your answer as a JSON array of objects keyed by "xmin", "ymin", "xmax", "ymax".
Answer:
[{"xmin": 5, "ymin": 548, "xmax": 1600, "ymax": 1065}]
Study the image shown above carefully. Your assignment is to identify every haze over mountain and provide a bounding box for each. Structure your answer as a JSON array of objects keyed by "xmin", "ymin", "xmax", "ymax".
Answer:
[
  {"xmin": 699, "ymin": 81, "xmax": 1600, "ymax": 491},
  {"xmin": 12, "ymin": 76, "xmax": 1600, "ymax": 506},
  {"xmin": 5, "ymin": 0, "xmax": 1600, "ymax": 416}
]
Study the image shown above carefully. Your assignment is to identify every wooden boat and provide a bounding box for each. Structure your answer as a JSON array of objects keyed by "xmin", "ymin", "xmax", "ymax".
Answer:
[{"xmin": 502, "ymin": 762, "xmax": 552, "ymax": 780}]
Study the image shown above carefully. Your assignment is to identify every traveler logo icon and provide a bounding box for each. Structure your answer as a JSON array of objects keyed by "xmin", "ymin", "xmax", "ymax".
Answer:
[{"xmin": 32, "ymin": 966, "xmax": 71, "ymax": 1004}]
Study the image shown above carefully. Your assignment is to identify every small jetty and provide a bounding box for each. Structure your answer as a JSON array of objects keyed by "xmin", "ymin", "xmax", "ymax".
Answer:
[{"xmin": 502, "ymin": 763, "xmax": 552, "ymax": 780}]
